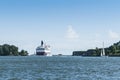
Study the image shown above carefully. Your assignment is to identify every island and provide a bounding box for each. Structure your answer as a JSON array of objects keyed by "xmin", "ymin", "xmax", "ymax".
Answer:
[
  {"xmin": 0, "ymin": 44, "xmax": 28, "ymax": 56},
  {"xmin": 73, "ymin": 41, "xmax": 120, "ymax": 57}
]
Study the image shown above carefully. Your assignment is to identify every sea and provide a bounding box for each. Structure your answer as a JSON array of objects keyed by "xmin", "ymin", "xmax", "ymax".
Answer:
[{"xmin": 0, "ymin": 56, "xmax": 120, "ymax": 80}]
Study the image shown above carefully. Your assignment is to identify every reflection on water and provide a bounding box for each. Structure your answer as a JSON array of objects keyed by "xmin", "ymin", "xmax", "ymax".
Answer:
[{"xmin": 0, "ymin": 56, "xmax": 120, "ymax": 80}]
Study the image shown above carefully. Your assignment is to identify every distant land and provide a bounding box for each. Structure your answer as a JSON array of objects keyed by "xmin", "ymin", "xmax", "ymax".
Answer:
[
  {"xmin": 73, "ymin": 41, "xmax": 120, "ymax": 57},
  {"xmin": 0, "ymin": 44, "xmax": 28, "ymax": 56}
]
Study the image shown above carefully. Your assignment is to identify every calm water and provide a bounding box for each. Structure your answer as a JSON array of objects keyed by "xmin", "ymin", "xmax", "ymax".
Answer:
[{"xmin": 0, "ymin": 56, "xmax": 120, "ymax": 80}]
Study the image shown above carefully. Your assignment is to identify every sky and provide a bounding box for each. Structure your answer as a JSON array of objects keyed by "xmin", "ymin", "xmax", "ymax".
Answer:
[{"xmin": 0, "ymin": 0, "xmax": 120, "ymax": 55}]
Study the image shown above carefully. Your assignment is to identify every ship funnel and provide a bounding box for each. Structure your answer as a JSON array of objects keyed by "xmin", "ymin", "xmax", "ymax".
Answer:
[{"xmin": 41, "ymin": 40, "xmax": 44, "ymax": 46}]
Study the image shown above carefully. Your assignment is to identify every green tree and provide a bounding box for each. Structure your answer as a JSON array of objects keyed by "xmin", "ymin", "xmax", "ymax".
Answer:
[
  {"xmin": 19, "ymin": 50, "xmax": 28, "ymax": 56},
  {"xmin": 95, "ymin": 47, "xmax": 100, "ymax": 56},
  {"xmin": 2, "ymin": 44, "xmax": 10, "ymax": 56},
  {"xmin": 0, "ymin": 46, "xmax": 4, "ymax": 56},
  {"xmin": 10, "ymin": 45, "xmax": 19, "ymax": 56}
]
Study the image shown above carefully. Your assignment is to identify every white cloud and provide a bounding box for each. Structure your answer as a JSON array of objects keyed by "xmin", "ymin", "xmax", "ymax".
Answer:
[
  {"xmin": 108, "ymin": 30, "xmax": 119, "ymax": 39},
  {"xmin": 66, "ymin": 25, "xmax": 79, "ymax": 39}
]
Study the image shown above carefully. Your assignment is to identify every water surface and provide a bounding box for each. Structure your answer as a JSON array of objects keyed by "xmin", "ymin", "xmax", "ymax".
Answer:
[{"xmin": 0, "ymin": 56, "xmax": 120, "ymax": 80}]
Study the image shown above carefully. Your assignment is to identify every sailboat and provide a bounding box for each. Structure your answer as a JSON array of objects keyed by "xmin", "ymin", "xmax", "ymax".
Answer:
[{"xmin": 101, "ymin": 42, "xmax": 106, "ymax": 57}]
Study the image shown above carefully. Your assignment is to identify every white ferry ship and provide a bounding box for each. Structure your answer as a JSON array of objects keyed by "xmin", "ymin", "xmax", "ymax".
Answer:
[{"xmin": 36, "ymin": 41, "xmax": 51, "ymax": 56}]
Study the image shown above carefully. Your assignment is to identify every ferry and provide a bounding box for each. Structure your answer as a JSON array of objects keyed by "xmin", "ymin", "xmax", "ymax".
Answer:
[{"xmin": 36, "ymin": 41, "xmax": 51, "ymax": 56}]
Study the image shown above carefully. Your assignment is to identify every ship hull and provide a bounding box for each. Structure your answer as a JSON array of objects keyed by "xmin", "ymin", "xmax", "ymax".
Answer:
[
  {"xmin": 36, "ymin": 50, "xmax": 51, "ymax": 56},
  {"xmin": 36, "ymin": 52, "xmax": 47, "ymax": 55}
]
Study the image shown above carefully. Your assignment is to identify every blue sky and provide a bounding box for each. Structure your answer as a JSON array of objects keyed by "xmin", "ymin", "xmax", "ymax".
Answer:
[{"xmin": 0, "ymin": 0, "xmax": 120, "ymax": 55}]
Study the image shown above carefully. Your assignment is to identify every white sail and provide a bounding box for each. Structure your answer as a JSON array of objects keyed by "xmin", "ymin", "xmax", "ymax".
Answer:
[{"xmin": 101, "ymin": 42, "xmax": 105, "ymax": 56}]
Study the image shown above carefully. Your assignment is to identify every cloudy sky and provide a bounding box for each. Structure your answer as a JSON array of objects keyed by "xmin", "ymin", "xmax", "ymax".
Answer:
[{"xmin": 0, "ymin": 0, "xmax": 120, "ymax": 55}]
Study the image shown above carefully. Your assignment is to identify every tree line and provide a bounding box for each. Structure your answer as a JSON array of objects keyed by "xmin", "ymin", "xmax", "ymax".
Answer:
[
  {"xmin": 0, "ymin": 44, "xmax": 28, "ymax": 56},
  {"xmin": 73, "ymin": 41, "xmax": 120, "ymax": 56}
]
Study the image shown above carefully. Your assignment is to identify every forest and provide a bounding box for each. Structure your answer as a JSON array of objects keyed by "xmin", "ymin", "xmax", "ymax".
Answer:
[
  {"xmin": 0, "ymin": 44, "xmax": 28, "ymax": 56},
  {"xmin": 73, "ymin": 41, "xmax": 120, "ymax": 56}
]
